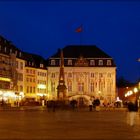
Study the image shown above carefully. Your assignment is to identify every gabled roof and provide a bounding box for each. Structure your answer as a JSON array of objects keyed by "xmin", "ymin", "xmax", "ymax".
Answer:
[
  {"xmin": 50, "ymin": 45, "xmax": 112, "ymax": 58},
  {"xmin": 23, "ymin": 52, "xmax": 47, "ymax": 68}
]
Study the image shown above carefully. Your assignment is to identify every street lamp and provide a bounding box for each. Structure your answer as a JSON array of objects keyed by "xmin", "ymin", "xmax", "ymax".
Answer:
[
  {"xmin": 134, "ymin": 87, "xmax": 138, "ymax": 94},
  {"xmin": 133, "ymin": 87, "xmax": 138, "ymax": 107}
]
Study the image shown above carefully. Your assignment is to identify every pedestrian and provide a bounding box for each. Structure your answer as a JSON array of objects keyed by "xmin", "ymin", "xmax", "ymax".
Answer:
[
  {"xmin": 89, "ymin": 99, "xmax": 93, "ymax": 111},
  {"xmin": 127, "ymin": 97, "xmax": 138, "ymax": 126},
  {"xmin": 95, "ymin": 98, "xmax": 100, "ymax": 111}
]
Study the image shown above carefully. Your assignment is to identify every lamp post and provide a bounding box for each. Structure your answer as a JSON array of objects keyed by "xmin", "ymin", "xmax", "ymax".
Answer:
[{"xmin": 134, "ymin": 87, "xmax": 138, "ymax": 107}]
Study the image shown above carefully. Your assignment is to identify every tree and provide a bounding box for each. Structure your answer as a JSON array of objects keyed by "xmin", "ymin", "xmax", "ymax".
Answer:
[{"xmin": 117, "ymin": 76, "xmax": 132, "ymax": 88}]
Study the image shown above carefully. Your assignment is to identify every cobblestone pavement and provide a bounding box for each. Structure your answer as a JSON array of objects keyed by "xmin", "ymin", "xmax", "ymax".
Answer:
[{"xmin": 0, "ymin": 109, "xmax": 139, "ymax": 140}]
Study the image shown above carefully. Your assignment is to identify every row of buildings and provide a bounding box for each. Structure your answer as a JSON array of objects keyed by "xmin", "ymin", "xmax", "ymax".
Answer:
[{"xmin": 0, "ymin": 35, "xmax": 116, "ymax": 106}]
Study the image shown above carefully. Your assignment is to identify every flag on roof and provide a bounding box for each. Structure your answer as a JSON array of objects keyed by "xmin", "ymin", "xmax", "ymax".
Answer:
[{"xmin": 75, "ymin": 25, "xmax": 83, "ymax": 32}]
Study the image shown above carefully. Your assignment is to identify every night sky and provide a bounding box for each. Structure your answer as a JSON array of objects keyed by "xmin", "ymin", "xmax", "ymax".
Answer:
[{"xmin": 0, "ymin": 1, "xmax": 140, "ymax": 82}]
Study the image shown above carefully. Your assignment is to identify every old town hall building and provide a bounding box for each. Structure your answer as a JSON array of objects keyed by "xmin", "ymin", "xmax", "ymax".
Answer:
[
  {"xmin": 0, "ymin": 36, "xmax": 116, "ymax": 105},
  {"xmin": 47, "ymin": 45, "xmax": 116, "ymax": 104}
]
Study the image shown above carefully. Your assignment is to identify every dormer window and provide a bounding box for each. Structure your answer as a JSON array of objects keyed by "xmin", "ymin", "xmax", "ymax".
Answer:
[
  {"xmin": 32, "ymin": 62, "xmax": 34, "ymax": 66},
  {"xmin": 10, "ymin": 49, "xmax": 12, "ymax": 53},
  {"xmin": 90, "ymin": 60, "xmax": 95, "ymax": 66},
  {"xmin": 107, "ymin": 60, "xmax": 111, "ymax": 66},
  {"xmin": 68, "ymin": 60, "xmax": 72, "ymax": 65},
  {"xmin": 29, "ymin": 61, "xmax": 31, "ymax": 66},
  {"xmin": 15, "ymin": 51, "xmax": 17, "ymax": 56},
  {"xmin": 40, "ymin": 63, "xmax": 44, "ymax": 68},
  {"xmin": 51, "ymin": 60, "xmax": 55, "ymax": 65},
  {"xmin": 19, "ymin": 52, "xmax": 22, "ymax": 57},
  {"xmin": 4, "ymin": 46, "xmax": 6, "ymax": 52},
  {"xmin": 99, "ymin": 60, "xmax": 103, "ymax": 66}
]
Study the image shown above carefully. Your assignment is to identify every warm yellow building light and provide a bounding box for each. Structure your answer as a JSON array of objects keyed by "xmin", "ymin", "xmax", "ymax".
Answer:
[
  {"xmin": 0, "ymin": 77, "xmax": 11, "ymax": 82},
  {"xmin": 37, "ymin": 93, "xmax": 47, "ymax": 97},
  {"xmin": 37, "ymin": 84, "xmax": 46, "ymax": 89},
  {"xmin": 19, "ymin": 92, "xmax": 25, "ymax": 98},
  {"xmin": 134, "ymin": 87, "xmax": 138, "ymax": 93}
]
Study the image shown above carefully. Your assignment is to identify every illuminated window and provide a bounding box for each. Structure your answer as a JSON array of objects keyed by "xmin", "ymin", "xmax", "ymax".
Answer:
[
  {"xmin": 18, "ymin": 73, "xmax": 23, "ymax": 81},
  {"xmin": 99, "ymin": 73, "xmax": 103, "ymax": 78},
  {"xmin": 40, "ymin": 63, "xmax": 44, "ymax": 68},
  {"xmin": 90, "ymin": 60, "xmax": 95, "ymax": 66},
  {"xmin": 107, "ymin": 73, "xmax": 111, "ymax": 77},
  {"xmin": 15, "ymin": 51, "xmax": 17, "ymax": 56},
  {"xmin": 26, "ymin": 78, "xmax": 29, "ymax": 82},
  {"xmin": 26, "ymin": 69, "xmax": 29, "ymax": 73},
  {"xmin": 78, "ymin": 83, "xmax": 84, "ymax": 92},
  {"xmin": 91, "ymin": 73, "xmax": 94, "ymax": 78},
  {"xmin": 30, "ymin": 69, "xmax": 32, "ymax": 74},
  {"xmin": 51, "ymin": 60, "xmax": 55, "ymax": 65},
  {"xmin": 98, "ymin": 60, "xmax": 103, "ymax": 66},
  {"xmin": 68, "ymin": 81, "xmax": 72, "ymax": 92},
  {"xmin": 68, "ymin": 60, "xmax": 72, "ymax": 65},
  {"xmin": 30, "ymin": 87, "xmax": 32, "ymax": 93},
  {"xmin": 20, "ymin": 62, "xmax": 23, "ymax": 69},
  {"xmin": 51, "ymin": 82, "xmax": 55, "ymax": 92},
  {"xmin": 19, "ymin": 52, "xmax": 22, "ymax": 57},
  {"xmin": 10, "ymin": 49, "xmax": 12, "ymax": 53},
  {"xmin": 33, "ymin": 87, "xmax": 35, "ymax": 93},
  {"xmin": 4, "ymin": 47, "xmax": 6, "ymax": 52},
  {"xmin": 99, "ymin": 81, "xmax": 104, "ymax": 92},
  {"xmin": 33, "ymin": 70, "xmax": 35, "ymax": 74},
  {"xmin": 33, "ymin": 78, "xmax": 35, "ymax": 82},
  {"xmin": 30, "ymin": 78, "xmax": 32, "ymax": 82},
  {"xmin": 16, "ymin": 61, "xmax": 18, "ymax": 69},
  {"xmin": 20, "ymin": 85, "xmax": 23, "ymax": 91},
  {"xmin": 68, "ymin": 73, "xmax": 72, "ymax": 78},
  {"xmin": 27, "ymin": 86, "xmax": 29, "ymax": 93},
  {"xmin": 107, "ymin": 81, "xmax": 112, "ymax": 93},
  {"xmin": 51, "ymin": 73, "xmax": 55, "ymax": 78},
  {"xmin": 107, "ymin": 60, "xmax": 111, "ymax": 66},
  {"xmin": 90, "ymin": 83, "xmax": 94, "ymax": 92}
]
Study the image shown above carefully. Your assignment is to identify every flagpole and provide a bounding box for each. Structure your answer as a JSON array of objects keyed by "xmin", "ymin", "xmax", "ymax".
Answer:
[
  {"xmin": 80, "ymin": 24, "xmax": 83, "ymax": 45},
  {"xmin": 75, "ymin": 24, "xmax": 83, "ymax": 45}
]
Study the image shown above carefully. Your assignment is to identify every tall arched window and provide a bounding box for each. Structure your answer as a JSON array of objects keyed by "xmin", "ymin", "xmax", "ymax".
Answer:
[
  {"xmin": 90, "ymin": 82, "xmax": 94, "ymax": 92},
  {"xmin": 51, "ymin": 82, "xmax": 55, "ymax": 92},
  {"xmin": 78, "ymin": 83, "xmax": 84, "ymax": 92},
  {"xmin": 68, "ymin": 81, "xmax": 72, "ymax": 92}
]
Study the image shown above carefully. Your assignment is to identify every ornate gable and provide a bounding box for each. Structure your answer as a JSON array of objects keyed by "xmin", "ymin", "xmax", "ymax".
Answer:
[{"xmin": 74, "ymin": 56, "xmax": 89, "ymax": 66}]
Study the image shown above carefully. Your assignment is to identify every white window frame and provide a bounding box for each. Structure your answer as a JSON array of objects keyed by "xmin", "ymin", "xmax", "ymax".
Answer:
[
  {"xmin": 90, "ymin": 60, "xmax": 95, "ymax": 66},
  {"xmin": 68, "ymin": 59, "xmax": 72, "ymax": 65},
  {"xmin": 51, "ymin": 60, "xmax": 55, "ymax": 65},
  {"xmin": 99, "ymin": 60, "xmax": 103, "ymax": 66},
  {"xmin": 107, "ymin": 60, "xmax": 111, "ymax": 66}
]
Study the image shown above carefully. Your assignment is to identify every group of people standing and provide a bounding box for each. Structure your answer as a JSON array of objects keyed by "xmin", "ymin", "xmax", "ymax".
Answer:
[{"xmin": 89, "ymin": 98, "xmax": 101, "ymax": 111}]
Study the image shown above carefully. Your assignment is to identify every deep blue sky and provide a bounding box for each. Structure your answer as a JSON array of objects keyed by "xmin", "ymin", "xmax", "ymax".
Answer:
[{"xmin": 0, "ymin": 1, "xmax": 140, "ymax": 82}]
